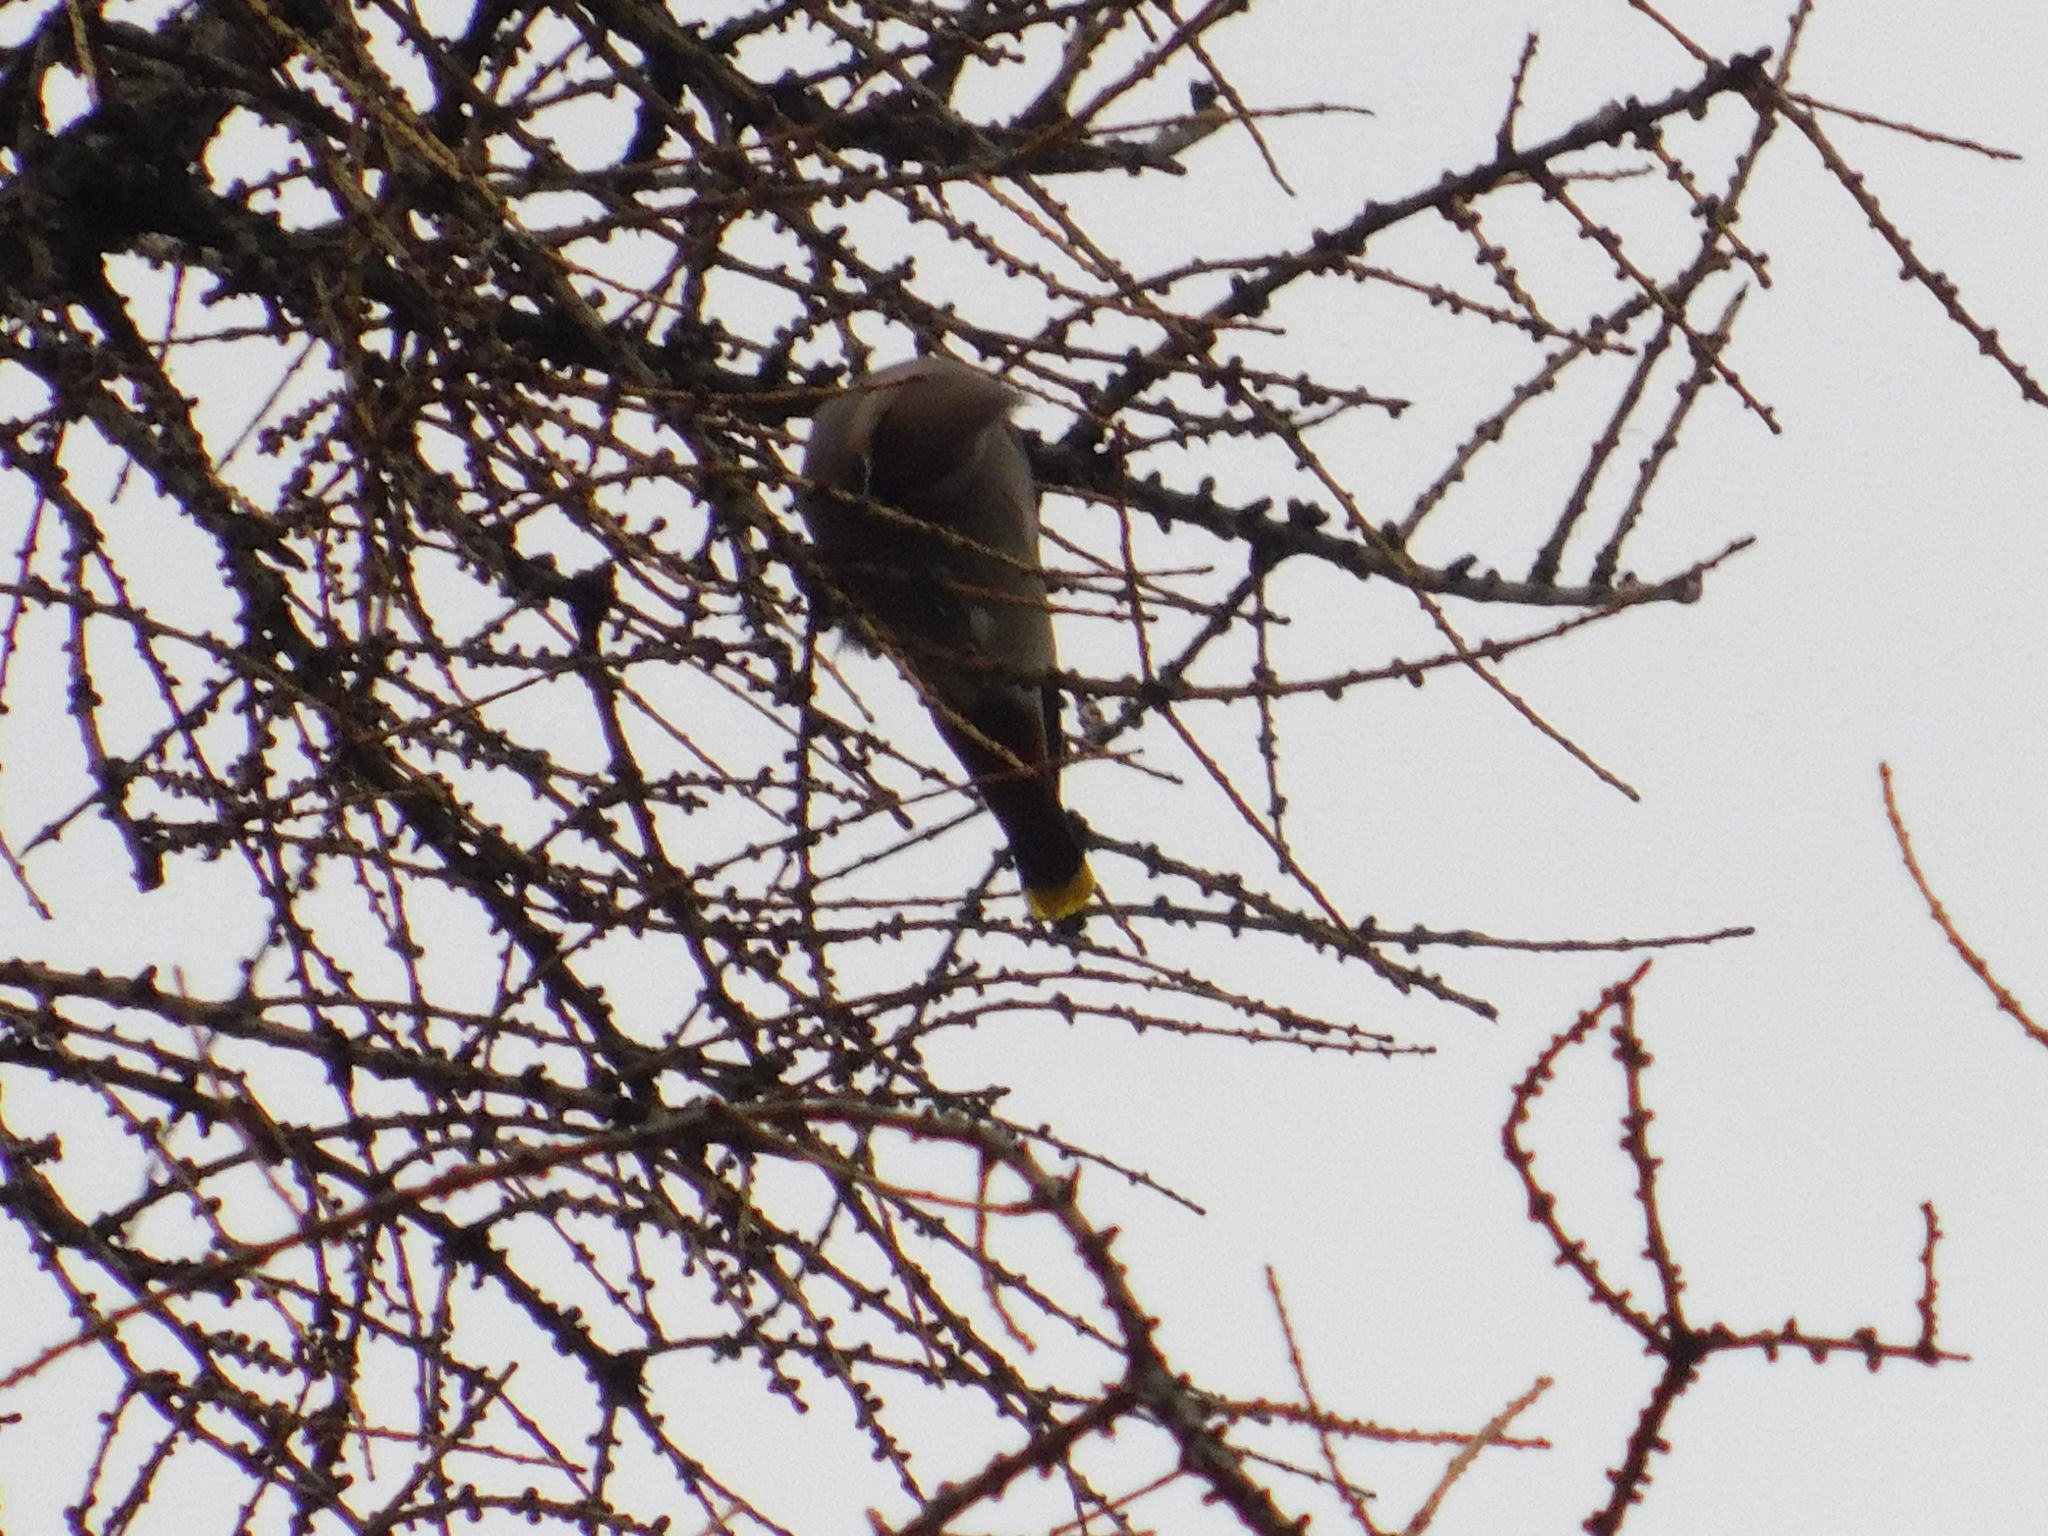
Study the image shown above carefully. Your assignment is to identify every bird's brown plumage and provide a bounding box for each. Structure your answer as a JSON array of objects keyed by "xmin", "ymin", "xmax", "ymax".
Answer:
[{"xmin": 799, "ymin": 357, "xmax": 1095, "ymax": 920}]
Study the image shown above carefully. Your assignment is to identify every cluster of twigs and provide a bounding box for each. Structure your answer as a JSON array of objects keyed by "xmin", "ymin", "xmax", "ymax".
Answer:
[
  {"xmin": 0, "ymin": 0, "xmax": 2021, "ymax": 1531},
  {"xmin": 1506, "ymin": 961, "xmax": 1957, "ymax": 1536}
]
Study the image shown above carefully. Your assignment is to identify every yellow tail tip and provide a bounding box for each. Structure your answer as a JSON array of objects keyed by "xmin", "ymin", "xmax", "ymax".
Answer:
[{"xmin": 1025, "ymin": 861, "xmax": 1096, "ymax": 922}]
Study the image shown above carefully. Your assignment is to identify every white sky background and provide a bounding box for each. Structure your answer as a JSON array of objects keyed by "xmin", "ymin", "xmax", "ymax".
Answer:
[
  {"xmin": 920, "ymin": 1, "xmax": 2048, "ymax": 1531},
  {"xmin": 5, "ymin": 0, "xmax": 2048, "ymax": 1532}
]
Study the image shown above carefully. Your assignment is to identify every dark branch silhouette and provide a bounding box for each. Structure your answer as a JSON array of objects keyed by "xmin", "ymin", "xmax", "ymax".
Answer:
[{"xmin": 0, "ymin": 2, "xmax": 2022, "ymax": 1530}]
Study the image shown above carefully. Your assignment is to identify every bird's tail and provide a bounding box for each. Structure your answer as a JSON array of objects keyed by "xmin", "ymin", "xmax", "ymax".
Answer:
[
  {"xmin": 937, "ymin": 694, "xmax": 1095, "ymax": 922},
  {"xmin": 979, "ymin": 774, "xmax": 1095, "ymax": 921},
  {"xmin": 1024, "ymin": 859, "xmax": 1097, "ymax": 922}
]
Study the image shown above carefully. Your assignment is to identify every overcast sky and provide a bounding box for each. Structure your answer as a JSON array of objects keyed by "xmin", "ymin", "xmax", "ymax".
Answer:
[
  {"xmin": 920, "ymin": 2, "xmax": 2048, "ymax": 1531},
  {"xmin": 6, "ymin": 1, "xmax": 2048, "ymax": 1533}
]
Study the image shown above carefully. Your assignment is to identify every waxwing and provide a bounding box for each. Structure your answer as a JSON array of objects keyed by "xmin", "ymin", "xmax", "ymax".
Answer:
[{"xmin": 799, "ymin": 356, "xmax": 1096, "ymax": 921}]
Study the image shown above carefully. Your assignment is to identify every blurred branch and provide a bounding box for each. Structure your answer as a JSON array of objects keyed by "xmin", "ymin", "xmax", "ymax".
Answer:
[
  {"xmin": 1504, "ymin": 966, "xmax": 1962, "ymax": 1534},
  {"xmin": 0, "ymin": 1, "xmax": 2028, "ymax": 1530},
  {"xmin": 1880, "ymin": 761, "xmax": 2048, "ymax": 1051}
]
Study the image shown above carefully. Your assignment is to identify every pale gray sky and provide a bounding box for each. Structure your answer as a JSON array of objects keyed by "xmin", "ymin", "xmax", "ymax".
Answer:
[{"xmin": 4, "ymin": 2, "xmax": 2048, "ymax": 1532}]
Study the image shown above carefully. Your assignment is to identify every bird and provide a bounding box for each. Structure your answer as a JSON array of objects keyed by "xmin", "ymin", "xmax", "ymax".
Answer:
[{"xmin": 798, "ymin": 355, "xmax": 1096, "ymax": 922}]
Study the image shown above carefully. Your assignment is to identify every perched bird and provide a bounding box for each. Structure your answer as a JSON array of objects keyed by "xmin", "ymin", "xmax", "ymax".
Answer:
[{"xmin": 798, "ymin": 356, "xmax": 1096, "ymax": 921}]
